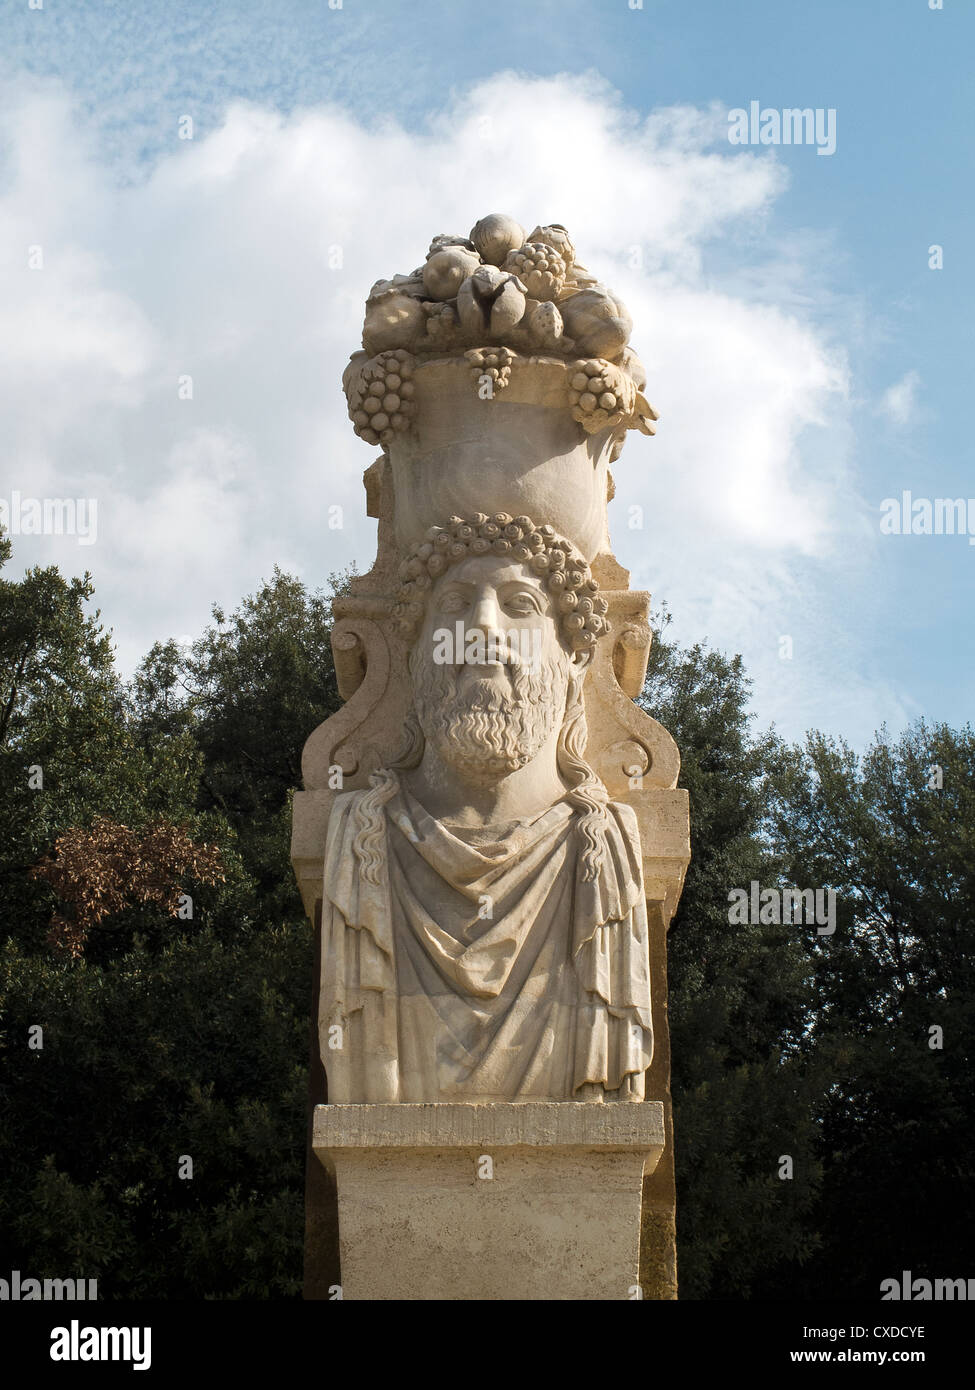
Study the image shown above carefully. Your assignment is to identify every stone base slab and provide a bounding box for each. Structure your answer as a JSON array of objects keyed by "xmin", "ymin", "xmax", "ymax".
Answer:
[{"xmin": 314, "ymin": 1101, "xmax": 664, "ymax": 1300}]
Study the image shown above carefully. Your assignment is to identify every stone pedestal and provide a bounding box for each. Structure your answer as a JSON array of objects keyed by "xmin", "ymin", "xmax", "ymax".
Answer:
[{"xmin": 314, "ymin": 1101, "xmax": 664, "ymax": 1301}]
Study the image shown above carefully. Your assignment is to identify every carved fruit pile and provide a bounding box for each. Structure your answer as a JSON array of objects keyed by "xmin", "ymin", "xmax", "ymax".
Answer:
[
  {"xmin": 392, "ymin": 513, "xmax": 611, "ymax": 654},
  {"xmin": 358, "ymin": 213, "xmax": 641, "ymax": 364},
  {"xmin": 345, "ymin": 213, "xmax": 658, "ymax": 453}
]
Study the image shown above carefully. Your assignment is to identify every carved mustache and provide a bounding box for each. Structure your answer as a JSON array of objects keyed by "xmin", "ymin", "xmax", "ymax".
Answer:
[
  {"xmin": 457, "ymin": 647, "xmax": 522, "ymax": 668},
  {"xmin": 430, "ymin": 622, "xmax": 544, "ymax": 672}
]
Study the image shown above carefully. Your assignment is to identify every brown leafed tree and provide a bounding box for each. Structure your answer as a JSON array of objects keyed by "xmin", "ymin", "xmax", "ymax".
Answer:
[{"xmin": 30, "ymin": 816, "xmax": 225, "ymax": 956}]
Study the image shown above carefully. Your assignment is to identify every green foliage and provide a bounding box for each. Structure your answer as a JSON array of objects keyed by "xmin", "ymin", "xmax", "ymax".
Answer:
[
  {"xmin": 0, "ymin": 537, "xmax": 206, "ymax": 956},
  {"xmin": 762, "ymin": 721, "xmax": 975, "ymax": 1297},
  {"xmin": 0, "ymin": 533, "xmax": 344, "ymax": 1295},
  {"xmin": 130, "ymin": 567, "xmax": 347, "ymax": 916},
  {"xmin": 640, "ymin": 610, "xmax": 824, "ymax": 1297},
  {"xmin": 0, "ymin": 926, "xmax": 310, "ymax": 1296}
]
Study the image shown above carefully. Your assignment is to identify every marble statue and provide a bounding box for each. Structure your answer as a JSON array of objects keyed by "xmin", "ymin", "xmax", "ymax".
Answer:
[
  {"xmin": 320, "ymin": 515, "xmax": 652, "ymax": 1103},
  {"xmin": 293, "ymin": 213, "xmax": 691, "ymax": 1299}
]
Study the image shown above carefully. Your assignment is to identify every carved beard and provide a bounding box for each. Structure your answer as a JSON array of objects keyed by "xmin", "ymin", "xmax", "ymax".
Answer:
[{"xmin": 409, "ymin": 646, "xmax": 570, "ymax": 780}]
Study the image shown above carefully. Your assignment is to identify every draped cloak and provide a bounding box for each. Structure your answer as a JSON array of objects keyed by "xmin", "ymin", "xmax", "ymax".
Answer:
[{"xmin": 319, "ymin": 773, "xmax": 652, "ymax": 1103}]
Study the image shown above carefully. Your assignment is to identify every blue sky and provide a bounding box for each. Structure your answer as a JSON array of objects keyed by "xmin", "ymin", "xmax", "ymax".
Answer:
[{"xmin": 1, "ymin": 0, "xmax": 971, "ymax": 747}]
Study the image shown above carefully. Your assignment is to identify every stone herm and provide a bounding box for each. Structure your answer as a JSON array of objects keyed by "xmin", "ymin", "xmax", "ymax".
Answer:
[
  {"xmin": 319, "ymin": 514, "xmax": 653, "ymax": 1104},
  {"xmin": 295, "ymin": 213, "xmax": 691, "ymax": 1299}
]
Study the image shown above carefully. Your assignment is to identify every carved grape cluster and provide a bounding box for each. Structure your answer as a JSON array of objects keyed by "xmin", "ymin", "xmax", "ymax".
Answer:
[
  {"xmin": 567, "ymin": 358, "xmax": 634, "ymax": 433},
  {"xmin": 528, "ymin": 223, "xmax": 576, "ymax": 268},
  {"xmin": 465, "ymin": 347, "xmax": 514, "ymax": 393},
  {"xmin": 502, "ymin": 241, "xmax": 567, "ymax": 302},
  {"xmin": 421, "ymin": 300, "xmax": 459, "ymax": 349},
  {"xmin": 392, "ymin": 512, "xmax": 611, "ymax": 654},
  {"xmin": 347, "ymin": 349, "xmax": 416, "ymax": 445}
]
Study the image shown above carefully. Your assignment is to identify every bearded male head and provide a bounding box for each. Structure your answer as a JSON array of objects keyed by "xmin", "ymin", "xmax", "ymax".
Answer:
[
  {"xmin": 408, "ymin": 552, "xmax": 573, "ymax": 781},
  {"xmin": 383, "ymin": 512, "xmax": 612, "ymax": 875}
]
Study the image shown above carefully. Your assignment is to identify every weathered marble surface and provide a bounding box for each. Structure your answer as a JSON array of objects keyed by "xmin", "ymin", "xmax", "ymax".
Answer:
[
  {"xmin": 316, "ymin": 1102, "xmax": 664, "ymax": 1301},
  {"xmin": 294, "ymin": 214, "xmax": 690, "ymax": 1298},
  {"xmin": 319, "ymin": 520, "xmax": 654, "ymax": 1104}
]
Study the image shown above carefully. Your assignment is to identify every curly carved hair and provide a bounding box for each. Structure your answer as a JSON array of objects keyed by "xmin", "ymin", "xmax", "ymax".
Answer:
[{"xmin": 391, "ymin": 512, "xmax": 611, "ymax": 654}]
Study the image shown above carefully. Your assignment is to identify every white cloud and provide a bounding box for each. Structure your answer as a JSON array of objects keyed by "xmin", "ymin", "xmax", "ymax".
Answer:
[
  {"xmin": 880, "ymin": 370, "xmax": 920, "ymax": 427},
  {"xmin": 0, "ymin": 70, "xmax": 889, "ymax": 743}
]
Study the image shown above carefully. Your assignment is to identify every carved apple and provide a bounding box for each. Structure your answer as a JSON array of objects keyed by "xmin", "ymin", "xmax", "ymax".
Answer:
[{"xmin": 559, "ymin": 287, "xmax": 633, "ymax": 360}]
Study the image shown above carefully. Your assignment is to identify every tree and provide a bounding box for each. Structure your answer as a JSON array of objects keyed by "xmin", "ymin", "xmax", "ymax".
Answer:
[
  {"xmin": 764, "ymin": 721, "xmax": 975, "ymax": 1297},
  {"xmin": 30, "ymin": 817, "xmax": 225, "ymax": 957},
  {"xmin": 639, "ymin": 610, "xmax": 824, "ymax": 1298},
  {"xmin": 0, "ymin": 531, "xmax": 204, "ymax": 957},
  {"xmin": 0, "ymin": 539, "xmax": 344, "ymax": 1294},
  {"xmin": 0, "ymin": 923, "xmax": 310, "ymax": 1296},
  {"xmin": 130, "ymin": 567, "xmax": 348, "ymax": 919}
]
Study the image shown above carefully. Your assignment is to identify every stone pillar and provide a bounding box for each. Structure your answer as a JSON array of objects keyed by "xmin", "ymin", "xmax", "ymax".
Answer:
[
  {"xmin": 293, "ymin": 213, "xmax": 690, "ymax": 1300},
  {"xmin": 316, "ymin": 1103, "xmax": 663, "ymax": 1301}
]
